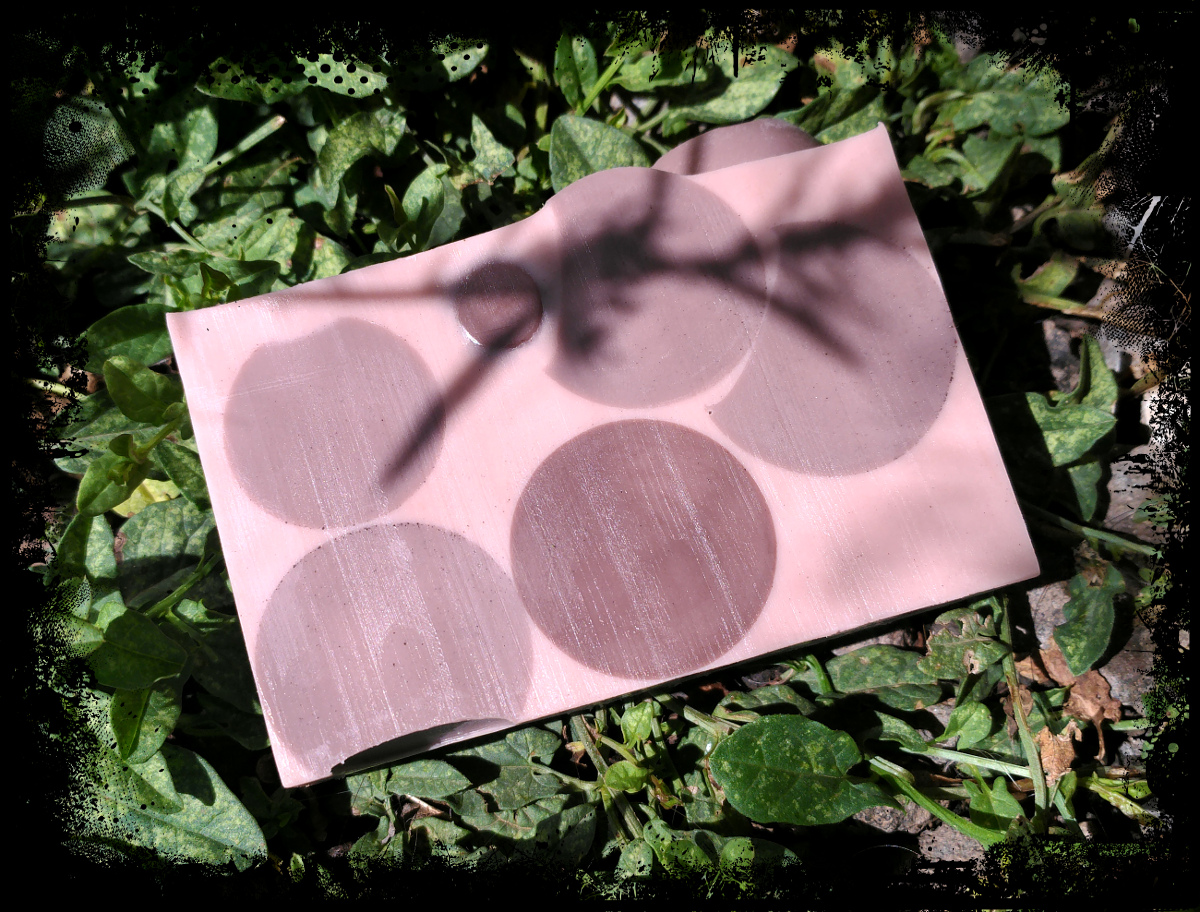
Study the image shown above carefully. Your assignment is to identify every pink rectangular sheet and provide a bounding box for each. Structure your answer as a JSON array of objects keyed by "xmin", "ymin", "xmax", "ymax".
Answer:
[{"xmin": 167, "ymin": 123, "xmax": 1039, "ymax": 788}]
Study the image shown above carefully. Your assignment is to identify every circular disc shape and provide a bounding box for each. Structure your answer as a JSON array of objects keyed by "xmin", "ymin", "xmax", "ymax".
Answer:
[
  {"xmin": 256, "ymin": 523, "xmax": 535, "ymax": 777},
  {"xmin": 712, "ymin": 222, "xmax": 958, "ymax": 475},
  {"xmin": 653, "ymin": 118, "xmax": 820, "ymax": 175},
  {"xmin": 225, "ymin": 319, "xmax": 443, "ymax": 529},
  {"xmin": 451, "ymin": 261, "xmax": 543, "ymax": 349},
  {"xmin": 546, "ymin": 167, "xmax": 767, "ymax": 407},
  {"xmin": 510, "ymin": 419, "xmax": 776, "ymax": 679}
]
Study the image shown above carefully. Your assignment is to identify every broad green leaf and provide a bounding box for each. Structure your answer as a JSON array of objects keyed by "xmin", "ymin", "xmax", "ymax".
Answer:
[
  {"xmin": 459, "ymin": 794, "xmax": 569, "ymax": 841},
  {"xmin": 869, "ymin": 683, "xmax": 945, "ymax": 712},
  {"xmin": 346, "ymin": 769, "xmax": 391, "ymax": 817},
  {"xmin": 391, "ymin": 41, "xmax": 487, "ymax": 91},
  {"xmin": 621, "ymin": 701, "xmax": 654, "ymax": 743},
  {"xmin": 467, "ymin": 114, "xmax": 514, "ymax": 184},
  {"xmin": 710, "ymin": 715, "xmax": 895, "ymax": 826},
  {"xmin": 1054, "ymin": 566, "xmax": 1125, "ymax": 675},
  {"xmin": 86, "ymin": 740, "xmax": 267, "ymax": 867},
  {"xmin": 385, "ymin": 760, "xmax": 470, "ymax": 799},
  {"xmin": 110, "ymin": 477, "xmax": 181, "ymax": 519},
  {"xmin": 918, "ymin": 601, "xmax": 1010, "ymax": 680},
  {"xmin": 111, "ymin": 678, "xmax": 183, "ymax": 762},
  {"xmin": 179, "ymin": 691, "xmax": 269, "ymax": 750},
  {"xmin": 54, "ymin": 390, "xmax": 149, "ymax": 474},
  {"xmin": 901, "ymin": 153, "xmax": 960, "ymax": 189},
  {"xmin": 718, "ymin": 835, "xmax": 795, "ymax": 874},
  {"xmin": 717, "ymin": 684, "xmax": 816, "ymax": 717},
  {"xmin": 84, "ymin": 301, "xmax": 172, "ymax": 372},
  {"xmin": 238, "ymin": 777, "xmax": 304, "ymax": 840},
  {"xmin": 641, "ymin": 818, "xmax": 717, "ymax": 872},
  {"xmin": 174, "ymin": 600, "xmax": 260, "ymax": 714},
  {"xmin": 854, "ymin": 709, "xmax": 929, "ymax": 752},
  {"xmin": 814, "ymin": 91, "xmax": 886, "ymax": 144},
  {"xmin": 76, "ymin": 451, "xmax": 149, "ymax": 517},
  {"xmin": 53, "ymin": 512, "xmax": 93, "ymax": 581},
  {"xmin": 661, "ymin": 44, "xmax": 799, "ymax": 137},
  {"xmin": 1050, "ymin": 335, "xmax": 1120, "ymax": 412},
  {"xmin": 1014, "ymin": 250, "xmax": 1080, "ymax": 301},
  {"xmin": 937, "ymin": 56, "xmax": 1068, "ymax": 136},
  {"xmin": 505, "ymin": 726, "xmax": 562, "ymax": 765},
  {"xmin": 60, "ymin": 613, "xmax": 105, "ymax": 658},
  {"xmin": 88, "ymin": 607, "xmax": 188, "ymax": 690},
  {"xmin": 964, "ymin": 776, "xmax": 1026, "ymax": 831},
  {"xmin": 102, "ymin": 356, "xmax": 183, "ymax": 424},
  {"xmin": 128, "ymin": 247, "xmax": 213, "ymax": 277},
  {"xmin": 959, "ymin": 132, "xmax": 1021, "ymax": 195},
  {"xmin": 605, "ymin": 760, "xmax": 649, "ymax": 793},
  {"xmin": 399, "ymin": 163, "xmax": 448, "ymax": 251},
  {"xmin": 477, "ymin": 764, "xmax": 563, "ymax": 810},
  {"xmin": 549, "ymin": 114, "xmax": 650, "ymax": 192},
  {"xmin": 616, "ymin": 838, "xmax": 655, "ymax": 879},
  {"xmin": 119, "ymin": 499, "xmax": 215, "ymax": 608},
  {"xmin": 1067, "ymin": 460, "xmax": 1105, "ymax": 522},
  {"xmin": 1024, "ymin": 394, "xmax": 1117, "ymax": 466},
  {"xmin": 349, "ymin": 813, "xmax": 398, "ymax": 859},
  {"xmin": 827, "ymin": 645, "xmax": 938, "ymax": 692},
  {"xmin": 156, "ymin": 440, "xmax": 211, "ymax": 509},
  {"xmin": 612, "ymin": 46, "xmax": 708, "ymax": 92},
  {"xmin": 308, "ymin": 107, "xmax": 410, "ymax": 209},
  {"xmin": 940, "ymin": 701, "xmax": 994, "ymax": 750},
  {"xmin": 555, "ymin": 33, "xmax": 599, "ymax": 110},
  {"xmin": 196, "ymin": 57, "xmax": 308, "ymax": 104},
  {"xmin": 296, "ymin": 54, "xmax": 392, "ymax": 99},
  {"xmin": 411, "ymin": 816, "xmax": 472, "ymax": 855}
]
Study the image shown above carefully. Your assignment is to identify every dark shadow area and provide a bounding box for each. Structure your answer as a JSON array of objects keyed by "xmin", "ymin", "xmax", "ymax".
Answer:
[{"xmin": 332, "ymin": 719, "xmax": 510, "ymax": 778}]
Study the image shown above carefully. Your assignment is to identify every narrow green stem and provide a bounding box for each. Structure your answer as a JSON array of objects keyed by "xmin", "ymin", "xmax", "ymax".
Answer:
[
  {"xmin": 869, "ymin": 756, "xmax": 1002, "ymax": 847},
  {"xmin": 654, "ymin": 694, "xmax": 732, "ymax": 739},
  {"xmin": 577, "ymin": 53, "xmax": 626, "ymax": 115},
  {"xmin": 598, "ymin": 735, "xmax": 639, "ymax": 765},
  {"xmin": 905, "ymin": 746, "xmax": 1030, "ymax": 779},
  {"xmin": 26, "ymin": 378, "xmax": 82, "ymax": 400},
  {"xmin": 998, "ymin": 597, "xmax": 1050, "ymax": 817},
  {"xmin": 635, "ymin": 105, "xmax": 669, "ymax": 133},
  {"xmin": 1020, "ymin": 499, "xmax": 1160, "ymax": 558},
  {"xmin": 137, "ymin": 200, "xmax": 210, "ymax": 253},
  {"xmin": 133, "ymin": 415, "xmax": 183, "ymax": 462},
  {"xmin": 649, "ymin": 712, "xmax": 687, "ymax": 798},
  {"xmin": 1109, "ymin": 719, "xmax": 1150, "ymax": 731},
  {"xmin": 144, "ymin": 552, "xmax": 220, "ymax": 620},
  {"xmin": 803, "ymin": 654, "xmax": 835, "ymax": 695},
  {"xmin": 570, "ymin": 715, "xmax": 642, "ymax": 841},
  {"xmin": 201, "ymin": 115, "xmax": 287, "ymax": 177}
]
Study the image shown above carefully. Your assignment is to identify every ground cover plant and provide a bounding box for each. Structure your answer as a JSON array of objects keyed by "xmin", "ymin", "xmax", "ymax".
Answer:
[{"xmin": 16, "ymin": 11, "xmax": 1189, "ymax": 904}]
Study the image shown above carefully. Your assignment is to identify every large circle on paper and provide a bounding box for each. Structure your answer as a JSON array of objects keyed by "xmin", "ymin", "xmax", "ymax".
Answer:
[
  {"xmin": 653, "ymin": 118, "xmax": 820, "ymax": 175},
  {"xmin": 546, "ymin": 167, "xmax": 767, "ymax": 408},
  {"xmin": 225, "ymin": 318, "xmax": 443, "ymax": 529},
  {"xmin": 255, "ymin": 523, "xmax": 534, "ymax": 776},
  {"xmin": 510, "ymin": 419, "xmax": 776, "ymax": 680},
  {"xmin": 712, "ymin": 222, "xmax": 958, "ymax": 475}
]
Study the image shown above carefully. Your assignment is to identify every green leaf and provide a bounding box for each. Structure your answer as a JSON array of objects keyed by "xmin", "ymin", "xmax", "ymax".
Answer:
[
  {"xmin": 196, "ymin": 57, "xmax": 308, "ymax": 104},
  {"xmin": 86, "ymin": 739, "xmax": 267, "ymax": 867},
  {"xmin": 616, "ymin": 838, "xmax": 656, "ymax": 879},
  {"xmin": 1024, "ymin": 394, "xmax": 1117, "ymax": 467},
  {"xmin": 1067, "ymin": 460, "xmax": 1105, "ymax": 522},
  {"xmin": 111, "ymin": 477, "xmax": 182, "ymax": 519},
  {"xmin": 399, "ymin": 163, "xmax": 448, "ymax": 252},
  {"xmin": 179, "ymin": 691, "xmax": 269, "ymax": 750},
  {"xmin": 174, "ymin": 600, "xmax": 260, "ymax": 714},
  {"xmin": 710, "ymin": 715, "xmax": 895, "ymax": 826},
  {"xmin": 459, "ymin": 794, "xmax": 569, "ymax": 841},
  {"xmin": 641, "ymin": 818, "xmax": 717, "ymax": 872},
  {"xmin": 854, "ymin": 709, "xmax": 929, "ymax": 752},
  {"xmin": 661, "ymin": 45, "xmax": 799, "ymax": 137},
  {"xmin": 612, "ymin": 47, "xmax": 707, "ymax": 92},
  {"xmin": 467, "ymin": 114, "xmax": 515, "ymax": 184},
  {"xmin": 717, "ymin": 684, "xmax": 816, "ymax": 717},
  {"xmin": 918, "ymin": 601, "xmax": 1010, "ymax": 680},
  {"xmin": 84, "ymin": 301, "xmax": 172, "ymax": 373},
  {"xmin": 308, "ymin": 107, "xmax": 410, "ymax": 209},
  {"xmin": 621, "ymin": 702, "xmax": 654, "ymax": 743},
  {"xmin": 1014, "ymin": 250, "xmax": 1080, "ymax": 301},
  {"xmin": 814, "ymin": 90, "xmax": 886, "ymax": 144},
  {"xmin": 937, "ymin": 56, "xmax": 1068, "ymax": 136},
  {"xmin": 89, "ymin": 607, "xmax": 189, "ymax": 690},
  {"xmin": 128, "ymin": 247, "xmax": 213, "ymax": 278},
  {"xmin": 504, "ymin": 726, "xmax": 562, "ymax": 765},
  {"xmin": 940, "ymin": 701, "xmax": 994, "ymax": 750},
  {"xmin": 156, "ymin": 440, "xmax": 211, "ymax": 509},
  {"xmin": 102, "ymin": 356, "xmax": 183, "ymax": 425},
  {"xmin": 1054, "ymin": 566, "xmax": 1125, "ymax": 675},
  {"xmin": 296, "ymin": 54, "xmax": 392, "ymax": 99},
  {"xmin": 77, "ymin": 452, "xmax": 150, "ymax": 517},
  {"xmin": 718, "ymin": 835, "xmax": 795, "ymax": 875},
  {"xmin": 554, "ymin": 33, "xmax": 599, "ymax": 110},
  {"xmin": 827, "ymin": 645, "xmax": 938, "ymax": 692},
  {"xmin": 384, "ymin": 760, "xmax": 471, "ymax": 799},
  {"xmin": 110, "ymin": 678, "xmax": 183, "ymax": 762},
  {"xmin": 605, "ymin": 760, "xmax": 649, "ymax": 793},
  {"xmin": 477, "ymin": 764, "xmax": 563, "ymax": 811},
  {"xmin": 964, "ymin": 776, "xmax": 1026, "ymax": 831},
  {"xmin": 959, "ymin": 132, "xmax": 1021, "ymax": 195},
  {"xmin": 548, "ymin": 114, "xmax": 650, "ymax": 193}
]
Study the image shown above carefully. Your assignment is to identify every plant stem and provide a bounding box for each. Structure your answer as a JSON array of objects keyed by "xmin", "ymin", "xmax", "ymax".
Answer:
[
  {"xmin": 202, "ymin": 115, "xmax": 287, "ymax": 177},
  {"xmin": 133, "ymin": 414, "xmax": 183, "ymax": 462},
  {"xmin": 570, "ymin": 715, "xmax": 642, "ymax": 841},
  {"xmin": 803, "ymin": 654, "xmax": 835, "ymax": 695},
  {"xmin": 904, "ymin": 745, "xmax": 1030, "ymax": 779},
  {"xmin": 144, "ymin": 551, "xmax": 220, "ymax": 620},
  {"xmin": 577, "ymin": 53, "xmax": 626, "ymax": 115},
  {"xmin": 26, "ymin": 378, "xmax": 82, "ymax": 400},
  {"xmin": 998, "ymin": 596, "xmax": 1050, "ymax": 818},
  {"xmin": 1019, "ymin": 499, "xmax": 1160, "ymax": 558},
  {"xmin": 654, "ymin": 694, "xmax": 733, "ymax": 738},
  {"xmin": 868, "ymin": 756, "xmax": 1003, "ymax": 847},
  {"xmin": 598, "ymin": 734, "xmax": 639, "ymax": 764}
]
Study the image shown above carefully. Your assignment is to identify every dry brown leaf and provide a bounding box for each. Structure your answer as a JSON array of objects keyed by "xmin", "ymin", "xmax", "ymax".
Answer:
[
  {"xmin": 1039, "ymin": 639, "xmax": 1077, "ymax": 687},
  {"xmin": 1037, "ymin": 719, "xmax": 1082, "ymax": 786},
  {"xmin": 1065, "ymin": 670, "xmax": 1123, "ymax": 761},
  {"xmin": 1015, "ymin": 654, "xmax": 1055, "ymax": 686}
]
